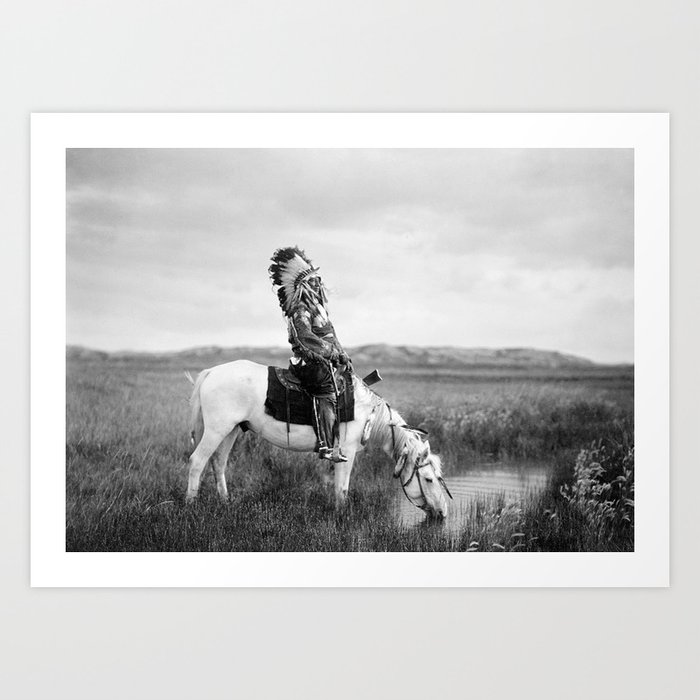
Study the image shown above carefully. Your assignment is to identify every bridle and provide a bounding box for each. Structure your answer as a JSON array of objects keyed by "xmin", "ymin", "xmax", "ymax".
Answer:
[
  {"xmin": 396, "ymin": 447, "xmax": 432, "ymax": 511},
  {"xmin": 387, "ymin": 404, "xmax": 453, "ymax": 511}
]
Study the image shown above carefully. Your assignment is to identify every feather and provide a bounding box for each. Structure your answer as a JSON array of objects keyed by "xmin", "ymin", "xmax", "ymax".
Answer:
[{"xmin": 269, "ymin": 246, "xmax": 322, "ymax": 315}]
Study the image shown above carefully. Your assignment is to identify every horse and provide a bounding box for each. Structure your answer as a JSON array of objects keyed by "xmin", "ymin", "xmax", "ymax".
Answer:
[{"xmin": 185, "ymin": 360, "xmax": 452, "ymax": 519}]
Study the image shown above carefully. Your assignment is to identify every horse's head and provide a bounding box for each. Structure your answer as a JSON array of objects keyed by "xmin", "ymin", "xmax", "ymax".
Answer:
[{"xmin": 394, "ymin": 428, "xmax": 451, "ymax": 520}]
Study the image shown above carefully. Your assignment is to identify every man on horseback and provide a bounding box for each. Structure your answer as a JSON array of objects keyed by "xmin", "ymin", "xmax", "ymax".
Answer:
[{"xmin": 269, "ymin": 246, "xmax": 351, "ymax": 463}]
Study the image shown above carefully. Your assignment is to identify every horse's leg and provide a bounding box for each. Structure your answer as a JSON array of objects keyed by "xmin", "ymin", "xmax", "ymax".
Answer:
[
  {"xmin": 210, "ymin": 426, "xmax": 242, "ymax": 503},
  {"xmin": 333, "ymin": 448, "xmax": 357, "ymax": 507},
  {"xmin": 186, "ymin": 428, "xmax": 225, "ymax": 503}
]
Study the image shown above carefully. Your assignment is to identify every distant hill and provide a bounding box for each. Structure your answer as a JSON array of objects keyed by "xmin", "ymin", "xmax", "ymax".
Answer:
[
  {"xmin": 349, "ymin": 344, "xmax": 596, "ymax": 369},
  {"xmin": 67, "ymin": 343, "xmax": 601, "ymax": 369}
]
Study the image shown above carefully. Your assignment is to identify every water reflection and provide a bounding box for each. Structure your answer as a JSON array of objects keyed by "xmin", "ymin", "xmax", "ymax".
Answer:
[{"xmin": 395, "ymin": 461, "xmax": 550, "ymax": 531}]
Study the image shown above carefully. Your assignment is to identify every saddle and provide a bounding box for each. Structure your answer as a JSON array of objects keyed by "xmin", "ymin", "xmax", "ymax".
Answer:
[{"xmin": 264, "ymin": 365, "xmax": 355, "ymax": 427}]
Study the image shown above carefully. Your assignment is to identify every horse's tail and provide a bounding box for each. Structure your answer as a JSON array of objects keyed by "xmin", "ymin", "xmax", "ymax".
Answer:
[{"xmin": 186, "ymin": 369, "xmax": 210, "ymax": 447}]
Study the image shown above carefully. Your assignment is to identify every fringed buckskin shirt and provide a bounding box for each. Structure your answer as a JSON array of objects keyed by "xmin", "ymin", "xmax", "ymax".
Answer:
[{"xmin": 288, "ymin": 305, "xmax": 345, "ymax": 366}]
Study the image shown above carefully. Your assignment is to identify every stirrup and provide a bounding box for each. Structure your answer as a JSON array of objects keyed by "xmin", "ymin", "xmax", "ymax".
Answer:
[{"xmin": 318, "ymin": 446, "xmax": 334, "ymax": 461}]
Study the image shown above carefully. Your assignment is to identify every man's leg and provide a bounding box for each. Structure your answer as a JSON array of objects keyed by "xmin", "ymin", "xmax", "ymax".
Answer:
[
  {"xmin": 312, "ymin": 397, "xmax": 330, "ymax": 457},
  {"xmin": 317, "ymin": 396, "xmax": 347, "ymax": 463}
]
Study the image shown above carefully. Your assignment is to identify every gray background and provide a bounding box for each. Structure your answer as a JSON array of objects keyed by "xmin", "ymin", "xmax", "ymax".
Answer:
[{"xmin": 3, "ymin": 1, "xmax": 697, "ymax": 698}]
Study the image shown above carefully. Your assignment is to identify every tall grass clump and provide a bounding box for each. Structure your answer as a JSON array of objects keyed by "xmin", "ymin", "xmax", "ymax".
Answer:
[{"xmin": 559, "ymin": 442, "xmax": 634, "ymax": 546}]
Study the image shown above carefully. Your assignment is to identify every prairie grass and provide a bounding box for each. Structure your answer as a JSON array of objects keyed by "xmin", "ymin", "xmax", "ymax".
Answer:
[{"xmin": 66, "ymin": 357, "xmax": 634, "ymax": 552}]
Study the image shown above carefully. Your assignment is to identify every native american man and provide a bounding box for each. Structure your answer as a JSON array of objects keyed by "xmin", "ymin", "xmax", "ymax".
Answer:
[{"xmin": 268, "ymin": 247, "xmax": 351, "ymax": 463}]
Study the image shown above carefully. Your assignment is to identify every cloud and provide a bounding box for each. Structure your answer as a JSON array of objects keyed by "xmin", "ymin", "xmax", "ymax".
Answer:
[{"xmin": 66, "ymin": 148, "xmax": 633, "ymax": 362}]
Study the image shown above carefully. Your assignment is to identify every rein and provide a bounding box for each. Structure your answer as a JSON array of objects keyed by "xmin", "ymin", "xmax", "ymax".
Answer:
[
  {"xmin": 385, "ymin": 402, "xmax": 453, "ymax": 507},
  {"xmin": 387, "ymin": 404, "xmax": 430, "ymax": 511}
]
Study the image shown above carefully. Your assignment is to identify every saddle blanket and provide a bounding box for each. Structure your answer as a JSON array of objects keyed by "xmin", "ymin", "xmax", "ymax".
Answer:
[{"xmin": 264, "ymin": 366, "xmax": 355, "ymax": 426}]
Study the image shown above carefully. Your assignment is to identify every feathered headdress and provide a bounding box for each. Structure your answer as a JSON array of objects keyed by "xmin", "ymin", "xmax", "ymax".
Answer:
[{"xmin": 268, "ymin": 246, "xmax": 326, "ymax": 316}]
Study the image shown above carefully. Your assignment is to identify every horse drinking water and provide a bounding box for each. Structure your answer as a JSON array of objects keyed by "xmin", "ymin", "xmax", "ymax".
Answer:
[{"xmin": 186, "ymin": 360, "xmax": 451, "ymax": 519}]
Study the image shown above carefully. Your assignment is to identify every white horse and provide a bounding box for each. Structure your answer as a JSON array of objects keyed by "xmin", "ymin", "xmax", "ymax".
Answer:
[{"xmin": 186, "ymin": 360, "xmax": 451, "ymax": 519}]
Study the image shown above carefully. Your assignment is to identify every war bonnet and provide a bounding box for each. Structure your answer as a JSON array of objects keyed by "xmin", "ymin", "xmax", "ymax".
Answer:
[{"xmin": 268, "ymin": 246, "xmax": 327, "ymax": 316}]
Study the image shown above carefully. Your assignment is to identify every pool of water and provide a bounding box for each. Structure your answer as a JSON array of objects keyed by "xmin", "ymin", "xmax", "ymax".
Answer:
[{"xmin": 394, "ymin": 461, "xmax": 551, "ymax": 531}]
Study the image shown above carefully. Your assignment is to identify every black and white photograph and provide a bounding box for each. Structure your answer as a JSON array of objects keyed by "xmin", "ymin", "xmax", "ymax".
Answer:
[
  {"xmin": 8, "ymin": 4, "xmax": 695, "ymax": 699},
  {"xmin": 64, "ymin": 143, "xmax": 635, "ymax": 553}
]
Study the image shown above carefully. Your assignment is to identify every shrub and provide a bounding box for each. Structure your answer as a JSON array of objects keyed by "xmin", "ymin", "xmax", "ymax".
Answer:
[{"xmin": 559, "ymin": 442, "xmax": 634, "ymax": 544}]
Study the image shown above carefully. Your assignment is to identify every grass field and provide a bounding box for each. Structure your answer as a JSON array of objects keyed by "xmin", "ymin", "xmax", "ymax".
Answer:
[{"xmin": 66, "ymin": 353, "xmax": 634, "ymax": 552}]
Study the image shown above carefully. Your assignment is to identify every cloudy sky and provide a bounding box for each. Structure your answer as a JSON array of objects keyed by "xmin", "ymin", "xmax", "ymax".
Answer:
[{"xmin": 66, "ymin": 148, "xmax": 633, "ymax": 363}]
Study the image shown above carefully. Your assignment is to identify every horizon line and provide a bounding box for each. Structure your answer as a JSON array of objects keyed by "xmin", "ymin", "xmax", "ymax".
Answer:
[{"xmin": 66, "ymin": 342, "xmax": 634, "ymax": 367}]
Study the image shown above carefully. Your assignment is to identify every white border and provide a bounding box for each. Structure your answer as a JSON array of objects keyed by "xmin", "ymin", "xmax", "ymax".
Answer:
[{"xmin": 31, "ymin": 113, "xmax": 669, "ymax": 587}]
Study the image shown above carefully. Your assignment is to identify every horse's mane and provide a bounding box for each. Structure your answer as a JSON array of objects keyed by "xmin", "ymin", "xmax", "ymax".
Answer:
[{"xmin": 362, "ymin": 383, "xmax": 443, "ymax": 477}]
